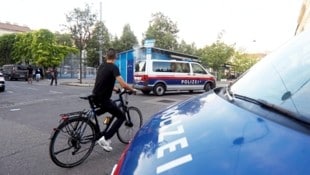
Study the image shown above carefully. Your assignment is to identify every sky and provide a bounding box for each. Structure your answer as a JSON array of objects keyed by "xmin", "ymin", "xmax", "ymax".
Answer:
[{"xmin": 0, "ymin": 0, "xmax": 304, "ymax": 53}]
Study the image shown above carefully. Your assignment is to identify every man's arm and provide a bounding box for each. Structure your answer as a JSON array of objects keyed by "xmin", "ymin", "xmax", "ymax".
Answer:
[{"xmin": 115, "ymin": 76, "xmax": 136, "ymax": 92}]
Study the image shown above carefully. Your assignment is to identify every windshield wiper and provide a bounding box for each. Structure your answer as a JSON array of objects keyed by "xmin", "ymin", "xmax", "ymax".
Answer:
[
  {"xmin": 233, "ymin": 93, "xmax": 310, "ymax": 126},
  {"xmin": 224, "ymin": 86, "xmax": 235, "ymax": 102}
]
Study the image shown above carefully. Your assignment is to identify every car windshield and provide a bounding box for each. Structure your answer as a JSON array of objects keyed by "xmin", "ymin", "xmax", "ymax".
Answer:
[{"xmin": 231, "ymin": 31, "xmax": 310, "ymax": 119}]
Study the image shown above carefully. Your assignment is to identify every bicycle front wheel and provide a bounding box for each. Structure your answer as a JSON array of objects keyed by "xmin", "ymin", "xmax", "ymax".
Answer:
[
  {"xmin": 117, "ymin": 106, "xmax": 143, "ymax": 144},
  {"xmin": 49, "ymin": 116, "xmax": 96, "ymax": 168}
]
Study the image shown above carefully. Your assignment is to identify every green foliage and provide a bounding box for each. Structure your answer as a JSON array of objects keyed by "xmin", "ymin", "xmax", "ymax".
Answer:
[
  {"xmin": 12, "ymin": 32, "xmax": 34, "ymax": 64},
  {"xmin": 9, "ymin": 29, "xmax": 77, "ymax": 68},
  {"xmin": 111, "ymin": 36, "xmax": 123, "ymax": 53},
  {"xmin": 55, "ymin": 33, "xmax": 74, "ymax": 47},
  {"xmin": 65, "ymin": 3, "xmax": 97, "ymax": 83},
  {"xmin": 65, "ymin": 4, "xmax": 96, "ymax": 51},
  {"xmin": 231, "ymin": 51, "xmax": 258, "ymax": 74},
  {"xmin": 118, "ymin": 24, "xmax": 138, "ymax": 52},
  {"xmin": 0, "ymin": 34, "xmax": 16, "ymax": 65},
  {"xmin": 200, "ymin": 41, "xmax": 235, "ymax": 72},
  {"xmin": 86, "ymin": 21, "xmax": 111, "ymax": 67},
  {"xmin": 176, "ymin": 40, "xmax": 198, "ymax": 56},
  {"xmin": 143, "ymin": 12, "xmax": 179, "ymax": 50}
]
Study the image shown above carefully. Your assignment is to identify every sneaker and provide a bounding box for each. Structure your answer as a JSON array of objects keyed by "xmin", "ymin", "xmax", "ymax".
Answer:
[{"xmin": 97, "ymin": 136, "xmax": 113, "ymax": 152}]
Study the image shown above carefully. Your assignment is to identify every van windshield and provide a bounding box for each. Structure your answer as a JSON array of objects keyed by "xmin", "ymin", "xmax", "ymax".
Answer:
[{"xmin": 135, "ymin": 61, "xmax": 146, "ymax": 72}]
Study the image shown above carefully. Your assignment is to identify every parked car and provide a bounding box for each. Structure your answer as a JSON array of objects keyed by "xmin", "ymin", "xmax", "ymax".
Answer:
[
  {"xmin": 111, "ymin": 30, "xmax": 310, "ymax": 175},
  {"xmin": 0, "ymin": 71, "xmax": 5, "ymax": 92},
  {"xmin": 2, "ymin": 64, "xmax": 28, "ymax": 81}
]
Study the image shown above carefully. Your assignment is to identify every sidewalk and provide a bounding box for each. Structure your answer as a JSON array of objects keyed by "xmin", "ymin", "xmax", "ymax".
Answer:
[{"xmin": 58, "ymin": 78, "xmax": 95, "ymax": 87}]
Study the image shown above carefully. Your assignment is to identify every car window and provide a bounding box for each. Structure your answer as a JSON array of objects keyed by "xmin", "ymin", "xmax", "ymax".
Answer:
[
  {"xmin": 192, "ymin": 63, "xmax": 207, "ymax": 74},
  {"xmin": 231, "ymin": 31, "xmax": 310, "ymax": 118},
  {"xmin": 170, "ymin": 62, "xmax": 190, "ymax": 73},
  {"xmin": 153, "ymin": 62, "xmax": 171, "ymax": 72}
]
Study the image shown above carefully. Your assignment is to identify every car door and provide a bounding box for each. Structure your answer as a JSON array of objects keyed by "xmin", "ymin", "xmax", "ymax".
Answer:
[{"xmin": 189, "ymin": 63, "xmax": 209, "ymax": 90}]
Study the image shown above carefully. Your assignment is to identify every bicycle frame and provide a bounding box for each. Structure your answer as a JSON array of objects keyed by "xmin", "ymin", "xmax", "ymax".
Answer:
[
  {"xmin": 49, "ymin": 88, "xmax": 141, "ymax": 168},
  {"xmin": 57, "ymin": 89, "xmax": 134, "ymax": 141}
]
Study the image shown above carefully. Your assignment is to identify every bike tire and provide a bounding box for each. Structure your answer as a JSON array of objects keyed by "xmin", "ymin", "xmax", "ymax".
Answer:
[
  {"xmin": 117, "ymin": 106, "xmax": 143, "ymax": 144},
  {"xmin": 49, "ymin": 116, "xmax": 96, "ymax": 168}
]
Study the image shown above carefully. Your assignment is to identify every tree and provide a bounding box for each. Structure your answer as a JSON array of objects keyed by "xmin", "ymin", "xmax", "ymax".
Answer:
[
  {"xmin": 31, "ymin": 29, "xmax": 77, "ymax": 68},
  {"xmin": 12, "ymin": 32, "xmax": 34, "ymax": 64},
  {"xmin": 0, "ymin": 34, "xmax": 16, "ymax": 65},
  {"xmin": 231, "ymin": 51, "xmax": 258, "ymax": 75},
  {"xmin": 65, "ymin": 4, "xmax": 97, "ymax": 83},
  {"xmin": 11, "ymin": 30, "xmax": 77, "ymax": 72},
  {"xmin": 55, "ymin": 33, "xmax": 74, "ymax": 47},
  {"xmin": 143, "ymin": 12, "xmax": 179, "ymax": 50},
  {"xmin": 177, "ymin": 40, "xmax": 198, "ymax": 56},
  {"xmin": 111, "ymin": 36, "xmax": 122, "ymax": 53},
  {"xmin": 118, "ymin": 24, "xmax": 138, "ymax": 51},
  {"xmin": 200, "ymin": 32, "xmax": 235, "ymax": 79},
  {"xmin": 86, "ymin": 21, "xmax": 111, "ymax": 67}
]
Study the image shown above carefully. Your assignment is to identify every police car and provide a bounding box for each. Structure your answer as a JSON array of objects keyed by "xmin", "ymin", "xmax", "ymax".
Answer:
[
  {"xmin": 133, "ymin": 59, "xmax": 216, "ymax": 96},
  {"xmin": 111, "ymin": 30, "xmax": 310, "ymax": 175}
]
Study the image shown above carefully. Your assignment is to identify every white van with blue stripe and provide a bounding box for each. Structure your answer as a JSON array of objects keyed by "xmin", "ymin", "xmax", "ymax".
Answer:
[{"xmin": 133, "ymin": 59, "xmax": 216, "ymax": 96}]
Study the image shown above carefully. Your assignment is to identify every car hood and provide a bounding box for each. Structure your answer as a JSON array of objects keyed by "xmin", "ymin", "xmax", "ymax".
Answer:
[{"xmin": 119, "ymin": 91, "xmax": 310, "ymax": 175}]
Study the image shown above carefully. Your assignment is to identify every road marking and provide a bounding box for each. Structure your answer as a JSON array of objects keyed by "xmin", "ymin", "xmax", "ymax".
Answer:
[
  {"xmin": 10, "ymin": 108, "xmax": 21, "ymax": 111},
  {"xmin": 27, "ymin": 87, "xmax": 38, "ymax": 90},
  {"xmin": 0, "ymin": 98, "xmax": 49, "ymax": 109},
  {"xmin": 49, "ymin": 90, "xmax": 63, "ymax": 94}
]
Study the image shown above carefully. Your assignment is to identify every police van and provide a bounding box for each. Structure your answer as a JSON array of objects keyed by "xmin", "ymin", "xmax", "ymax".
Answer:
[{"xmin": 133, "ymin": 59, "xmax": 216, "ymax": 96}]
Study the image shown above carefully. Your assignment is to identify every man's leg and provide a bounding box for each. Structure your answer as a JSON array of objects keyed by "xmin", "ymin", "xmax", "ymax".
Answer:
[
  {"xmin": 97, "ymin": 100, "xmax": 125, "ymax": 151},
  {"xmin": 104, "ymin": 101, "xmax": 125, "ymax": 140}
]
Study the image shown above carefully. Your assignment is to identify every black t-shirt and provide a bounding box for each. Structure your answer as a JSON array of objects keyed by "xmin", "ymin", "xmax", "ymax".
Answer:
[
  {"xmin": 28, "ymin": 67, "xmax": 33, "ymax": 75},
  {"xmin": 92, "ymin": 62, "xmax": 120, "ymax": 100}
]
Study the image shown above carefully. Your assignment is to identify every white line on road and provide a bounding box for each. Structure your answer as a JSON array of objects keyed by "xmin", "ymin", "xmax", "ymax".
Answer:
[{"xmin": 49, "ymin": 90, "xmax": 63, "ymax": 94}]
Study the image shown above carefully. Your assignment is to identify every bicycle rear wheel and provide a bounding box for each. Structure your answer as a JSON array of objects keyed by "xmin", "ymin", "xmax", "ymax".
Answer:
[
  {"xmin": 49, "ymin": 116, "xmax": 96, "ymax": 168},
  {"xmin": 117, "ymin": 106, "xmax": 143, "ymax": 144}
]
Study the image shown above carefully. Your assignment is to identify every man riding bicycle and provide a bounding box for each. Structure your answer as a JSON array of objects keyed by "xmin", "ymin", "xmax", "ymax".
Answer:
[{"xmin": 92, "ymin": 48, "xmax": 136, "ymax": 152}]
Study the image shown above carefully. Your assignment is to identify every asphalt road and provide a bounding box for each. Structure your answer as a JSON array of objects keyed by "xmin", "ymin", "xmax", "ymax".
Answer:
[{"xmin": 0, "ymin": 79, "xmax": 210, "ymax": 175}]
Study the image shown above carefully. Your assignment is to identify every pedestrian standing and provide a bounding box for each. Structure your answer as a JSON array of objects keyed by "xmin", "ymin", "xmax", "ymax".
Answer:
[
  {"xmin": 35, "ymin": 68, "xmax": 41, "ymax": 82},
  {"xmin": 27, "ymin": 65, "xmax": 33, "ymax": 84},
  {"xmin": 50, "ymin": 67, "xmax": 58, "ymax": 86}
]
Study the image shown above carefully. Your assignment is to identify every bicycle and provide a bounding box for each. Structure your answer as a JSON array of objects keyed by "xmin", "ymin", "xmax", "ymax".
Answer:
[{"xmin": 49, "ymin": 89, "xmax": 143, "ymax": 168}]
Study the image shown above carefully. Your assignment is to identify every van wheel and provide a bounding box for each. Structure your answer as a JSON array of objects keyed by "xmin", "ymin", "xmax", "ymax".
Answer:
[
  {"xmin": 204, "ymin": 83, "xmax": 212, "ymax": 92},
  {"xmin": 141, "ymin": 90, "xmax": 151, "ymax": 95},
  {"xmin": 153, "ymin": 83, "xmax": 165, "ymax": 96}
]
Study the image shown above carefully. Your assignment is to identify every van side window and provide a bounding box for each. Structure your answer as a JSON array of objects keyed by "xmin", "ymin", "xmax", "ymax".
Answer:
[
  {"xmin": 171, "ymin": 63, "xmax": 190, "ymax": 73},
  {"xmin": 182, "ymin": 63, "xmax": 190, "ymax": 73},
  {"xmin": 192, "ymin": 63, "xmax": 207, "ymax": 74},
  {"xmin": 153, "ymin": 62, "xmax": 171, "ymax": 72}
]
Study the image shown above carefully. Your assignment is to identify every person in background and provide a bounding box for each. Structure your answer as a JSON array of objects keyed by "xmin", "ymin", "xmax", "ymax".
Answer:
[
  {"xmin": 50, "ymin": 67, "xmax": 58, "ymax": 86},
  {"xmin": 35, "ymin": 68, "xmax": 41, "ymax": 82},
  {"xmin": 27, "ymin": 65, "xmax": 33, "ymax": 84}
]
